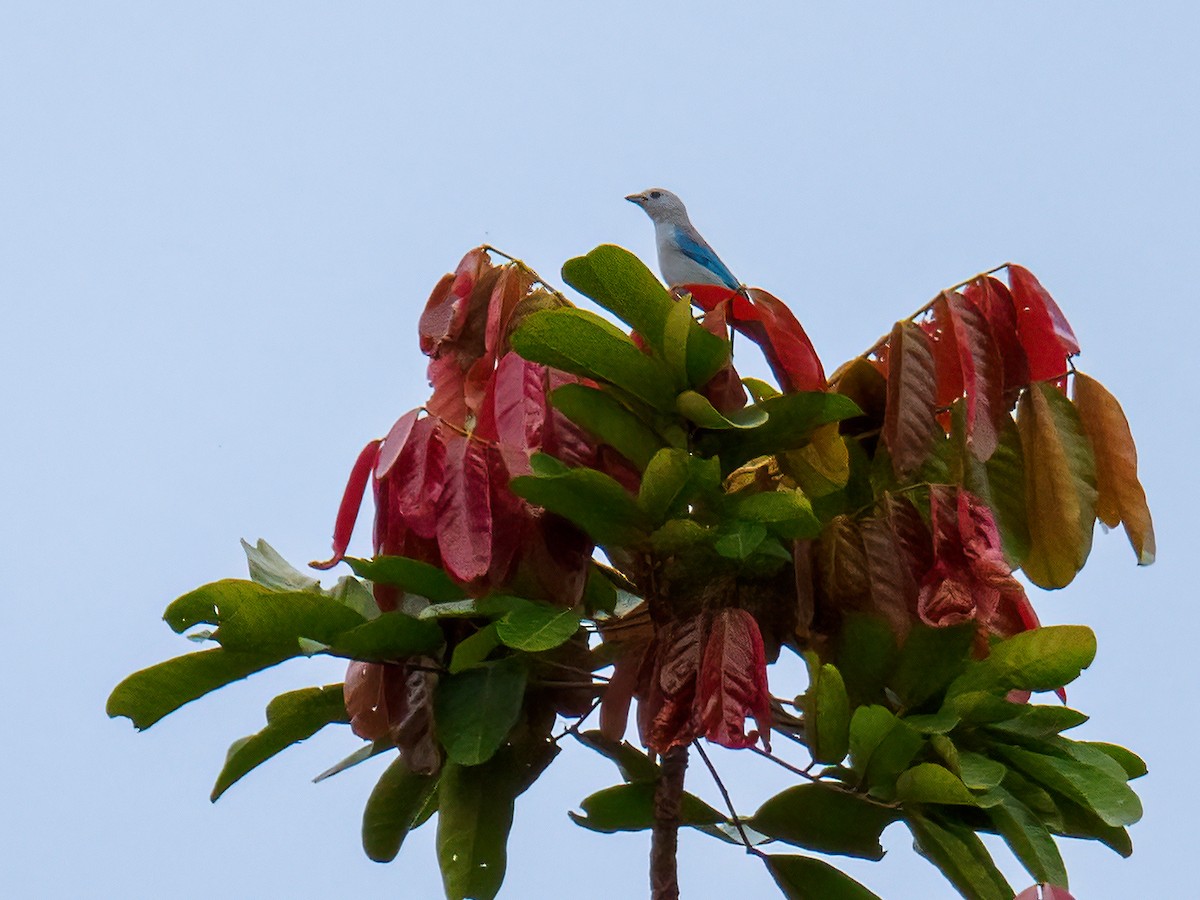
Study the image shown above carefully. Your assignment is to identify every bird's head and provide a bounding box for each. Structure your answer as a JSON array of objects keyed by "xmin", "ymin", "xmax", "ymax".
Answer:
[{"xmin": 625, "ymin": 188, "xmax": 688, "ymax": 223}]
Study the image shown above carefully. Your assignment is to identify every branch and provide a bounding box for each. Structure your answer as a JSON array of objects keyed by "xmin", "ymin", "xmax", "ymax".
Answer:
[{"xmin": 650, "ymin": 745, "xmax": 689, "ymax": 900}]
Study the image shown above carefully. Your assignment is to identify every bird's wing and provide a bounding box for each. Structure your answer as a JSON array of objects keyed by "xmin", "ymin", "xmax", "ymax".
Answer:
[{"xmin": 673, "ymin": 226, "xmax": 739, "ymax": 289}]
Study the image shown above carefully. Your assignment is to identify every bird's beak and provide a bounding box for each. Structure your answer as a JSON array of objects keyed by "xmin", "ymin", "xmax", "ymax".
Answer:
[{"xmin": 625, "ymin": 193, "xmax": 645, "ymax": 204}]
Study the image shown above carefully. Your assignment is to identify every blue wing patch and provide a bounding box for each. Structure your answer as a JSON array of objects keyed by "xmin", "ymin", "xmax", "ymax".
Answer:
[{"xmin": 673, "ymin": 226, "xmax": 739, "ymax": 289}]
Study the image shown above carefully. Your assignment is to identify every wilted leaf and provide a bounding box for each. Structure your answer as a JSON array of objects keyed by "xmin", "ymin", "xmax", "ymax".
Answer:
[
  {"xmin": 211, "ymin": 684, "xmax": 349, "ymax": 800},
  {"xmin": 1018, "ymin": 382, "xmax": 1098, "ymax": 589},
  {"xmin": 1072, "ymin": 373, "xmax": 1155, "ymax": 565},
  {"xmin": 748, "ymin": 783, "xmax": 898, "ymax": 859}
]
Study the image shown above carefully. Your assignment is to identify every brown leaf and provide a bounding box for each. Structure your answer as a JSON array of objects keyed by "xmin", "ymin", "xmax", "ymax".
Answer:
[
  {"xmin": 884, "ymin": 320, "xmax": 939, "ymax": 479},
  {"xmin": 1017, "ymin": 383, "xmax": 1098, "ymax": 589},
  {"xmin": 859, "ymin": 515, "xmax": 919, "ymax": 637},
  {"xmin": 1072, "ymin": 373, "xmax": 1155, "ymax": 565},
  {"xmin": 816, "ymin": 515, "xmax": 870, "ymax": 608},
  {"xmin": 942, "ymin": 291, "xmax": 1004, "ymax": 460}
]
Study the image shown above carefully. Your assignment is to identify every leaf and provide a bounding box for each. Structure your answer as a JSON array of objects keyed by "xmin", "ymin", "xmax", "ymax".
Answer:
[
  {"xmin": 449, "ymin": 624, "xmax": 501, "ymax": 673},
  {"xmin": 834, "ymin": 615, "xmax": 898, "ymax": 708},
  {"xmin": 884, "ymin": 320, "xmax": 939, "ymax": 479},
  {"xmin": 241, "ymin": 538, "xmax": 321, "ymax": 593},
  {"xmin": 994, "ymin": 744, "xmax": 1142, "ymax": 827},
  {"xmin": 495, "ymin": 599, "xmax": 582, "ymax": 651},
  {"xmin": 963, "ymin": 276, "xmax": 1029, "ymax": 404},
  {"xmin": 437, "ymin": 432, "xmax": 494, "ymax": 583},
  {"xmin": 986, "ymin": 706, "xmax": 1089, "ymax": 741},
  {"xmin": 677, "ymin": 389, "xmax": 769, "ymax": 429},
  {"xmin": 733, "ymin": 489, "xmax": 821, "ymax": 539},
  {"xmin": 568, "ymin": 782, "xmax": 725, "ymax": 833},
  {"xmin": 941, "ymin": 291, "xmax": 1004, "ymax": 460},
  {"xmin": 549, "ymin": 383, "xmax": 664, "ymax": 469},
  {"xmin": 888, "ymin": 622, "xmax": 975, "ymax": 710},
  {"xmin": 1017, "ymin": 382, "xmax": 1098, "ymax": 589},
  {"xmin": 714, "ymin": 521, "xmax": 768, "ymax": 560},
  {"xmin": 748, "ymin": 783, "xmax": 899, "ymax": 859},
  {"xmin": 906, "ymin": 813, "xmax": 1013, "ymax": 900},
  {"xmin": 560, "ymin": 244, "xmax": 678, "ymax": 352},
  {"xmin": 328, "ymin": 611, "xmax": 445, "ymax": 661},
  {"xmin": 344, "ymin": 556, "xmax": 467, "ymax": 602},
  {"xmin": 947, "ymin": 625, "xmax": 1096, "ymax": 699},
  {"xmin": 698, "ymin": 392, "xmax": 862, "ymax": 473},
  {"xmin": 783, "ymin": 423, "xmax": 851, "ymax": 497},
  {"xmin": 848, "ymin": 706, "xmax": 925, "ymax": 797},
  {"xmin": 575, "ymin": 730, "xmax": 661, "ymax": 783},
  {"xmin": 437, "ymin": 756, "xmax": 517, "ymax": 900},
  {"xmin": 361, "ymin": 755, "xmax": 439, "ymax": 862},
  {"xmin": 107, "ymin": 647, "xmax": 291, "ymax": 730},
  {"xmin": 1072, "ymin": 372, "xmax": 1155, "ymax": 565},
  {"xmin": 696, "ymin": 608, "xmax": 771, "ymax": 749},
  {"xmin": 638, "ymin": 448, "xmax": 692, "ymax": 524},
  {"xmin": 895, "ymin": 763, "xmax": 978, "ymax": 806},
  {"xmin": 764, "ymin": 855, "xmax": 884, "ymax": 900},
  {"xmin": 435, "ymin": 657, "xmax": 527, "ymax": 766},
  {"xmin": 211, "ymin": 684, "xmax": 349, "ymax": 800},
  {"xmin": 1008, "ymin": 265, "xmax": 1079, "ymax": 381},
  {"xmin": 985, "ymin": 785, "xmax": 1068, "ymax": 888},
  {"xmin": 509, "ymin": 307, "xmax": 677, "ymax": 410},
  {"xmin": 959, "ymin": 414, "xmax": 1030, "ymax": 568},
  {"xmin": 802, "ymin": 655, "xmax": 850, "ymax": 764},
  {"xmin": 311, "ymin": 439, "xmax": 383, "ymax": 570},
  {"xmin": 313, "ymin": 739, "xmax": 392, "ymax": 783},
  {"xmin": 956, "ymin": 751, "xmax": 1007, "ymax": 790},
  {"xmin": 511, "ymin": 466, "xmax": 649, "ymax": 547},
  {"xmin": 1079, "ymin": 741, "xmax": 1147, "ymax": 780},
  {"xmin": 734, "ymin": 288, "xmax": 827, "ymax": 392},
  {"xmin": 375, "ymin": 408, "xmax": 421, "ymax": 480}
]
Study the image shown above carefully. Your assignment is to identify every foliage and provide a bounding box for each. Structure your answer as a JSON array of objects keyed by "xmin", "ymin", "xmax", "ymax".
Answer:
[{"xmin": 109, "ymin": 243, "xmax": 1153, "ymax": 899}]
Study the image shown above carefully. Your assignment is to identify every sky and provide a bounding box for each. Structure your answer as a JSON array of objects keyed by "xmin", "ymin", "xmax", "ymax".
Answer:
[{"xmin": 3, "ymin": 3, "xmax": 1197, "ymax": 898}]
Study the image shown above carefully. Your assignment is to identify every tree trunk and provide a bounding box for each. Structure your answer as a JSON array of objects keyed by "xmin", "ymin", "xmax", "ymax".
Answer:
[{"xmin": 650, "ymin": 745, "xmax": 689, "ymax": 900}]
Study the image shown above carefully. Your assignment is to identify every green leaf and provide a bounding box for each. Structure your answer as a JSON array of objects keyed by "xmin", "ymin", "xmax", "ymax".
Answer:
[
  {"xmin": 994, "ymin": 744, "xmax": 1142, "ymax": 827},
  {"xmin": 511, "ymin": 466, "xmax": 650, "ymax": 547},
  {"xmin": 241, "ymin": 538, "xmax": 321, "ymax": 592},
  {"xmin": 677, "ymin": 390, "xmax": 769, "ymax": 429},
  {"xmin": 748, "ymin": 783, "xmax": 898, "ymax": 859},
  {"xmin": 764, "ymin": 854, "xmax": 883, "ymax": 900},
  {"xmin": 568, "ymin": 782, "xmax": 725, "ymax": 833},
  {"xmin": 947, "ymin": 625, "xmax": 1096, "ymax": 699},
  {"xmin": 802, "ymin": 655, "xmax": 851, "ymax": 764},
  {"xmin": 835, "ymin": 615, "xmax": 898, "ymax": 708},
  {"xmin": 344, "ymin": 556, "xmax": 467, "ymax": 602},
  {"xmin": 848, "ymin": 706, "xmax": 925, "ymax": 797},
  {"xmin": 165, "ymin": 579, "xmax": 368, "ymax": 651},
  {"xmin": 984, "ymin": 784, "xmax": 1068, "ymax": 888},
  {"xmin": 437, "ymin": 757, "xmax": 518, "ymax": 900},
  {"xmin": 905, "ymin": 813, "xmax": 1013, "ymax": 900},
  {"xmin": 495, "ymin": 600, "xmax": 582, "ymax": 652},
  {"xmin": 732, "ymin": 489, "xmax": 821, "ymax": 539},
  {"xmin": 509, "ymin": 307, "xmax": 677, "ymax": 409},
  {"xmin": 211, "ymin": 684, "xmax": 349, "ymax": 801},
  {"xmin": 956, "ymin": 751, "xmax": 1007, "ymax": 791},
  {"xmin": 435, "ymin": 658, "xmax": 527, "ymax": 766},
  {"xmin": 561, "ymin": 244, "xmax": 728, "ymax": 386},
  {"xmin": 549, "ymin": 383, "xmax": 664, "ymax": 470},
  {"xmin": 956, "ymin": 413, "xmax": 1031, "ymax": 568},
  {"xmin": 638, "ymin": 448, "xmax": 692, "ymax": 524},
  {"xmin": 361, "ymin": 755, "xmax": 438, "ymax": 862},
  {"xmin": 650, "ymin": 518, "xmax": 712, "ymax": 554},
  {"xmin": 985, "ymin": 705, "xmax": 1089, "ymax": 740},
  {"xmin": 698, "ymin": 392, "xmax": 863, "ymax": 473},
  {"xmin": 714, "ymin": 521, "xmax": 768, "ymax": 560},
  {"xmin": 1079, "ymin": 742, "xmax": 1147, "ymax": 779},
  {"xmin": 895, "ymin": 763, "xmax": 978, "ymax": 806},
  {"xmin": 663, "ymin": 289, "xmax": 692, "ymax": 388},
  {"xmin": 743, "ymin": 377, "xmax": 781, "ymax": 402},
  {"xmin": 449, "ymin": 624, "xmax": 501, "ymax": 673},
  {"xmin": 313, "ymin": 740, "xmax": 391, "ymax": 783},
  {"xmin": 107, "ymin": 647, "xmax": 291, "ymax": 730},
  {"xmin": 328, "ymin": 611, "xmax": 444, "ymax": 661},
  {"xmin": 575, "ymin": 730, "xmax": 660, "ymax": 783},
  {"xmin": 888, "ymin": 622, "xmax": 976, "ymax": 710}
]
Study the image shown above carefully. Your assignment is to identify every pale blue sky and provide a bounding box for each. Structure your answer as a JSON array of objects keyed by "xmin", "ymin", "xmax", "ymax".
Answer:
[{"xmin": 3, "ymin": 3, "xmax": 1196, "ymax": 898}]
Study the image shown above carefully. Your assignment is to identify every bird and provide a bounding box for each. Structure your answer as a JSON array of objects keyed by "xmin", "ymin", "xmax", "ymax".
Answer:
[{"xmin": 625, "ymin": 188, "xmax": 740, "ymax": 290}]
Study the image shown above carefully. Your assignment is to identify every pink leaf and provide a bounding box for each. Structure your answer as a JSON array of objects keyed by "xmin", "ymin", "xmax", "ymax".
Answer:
[
  {"xmin": 311, "ymin": 439, "xmax": 382, "ymax": 570},
  {"xmin": 696, "ymin": 608, "xmax": 771, "ymax": 750},
  {"xmin": 393, "ymin": 417, "xmax": 446, "ymax": 540},
  {"xmin": 375, "ymin": 409, "xmax": 420, "ymax": 480},
  {"xmin": 436, "ymin": 431, "xmax": 493, "ymax": 583}
]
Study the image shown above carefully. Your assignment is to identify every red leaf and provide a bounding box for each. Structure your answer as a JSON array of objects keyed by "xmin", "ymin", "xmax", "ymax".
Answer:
[
  {"xmin": 699, "ymin": 299, "xmax": 748, "ymax": 412},
  {"xmin": 490, "ymin": 352, "xmax": 547, "ymax": 459},
  {"xmin": 375, "ymin": 409, "xmax": 420, "ymax": 480},
  {"xmin": 922, "ymin": 298, "xmax": 964, "ymax": 409},
  {"xmin": 544, "ymin": 368, "xmax": 597, "ymax": 469},
  {"xmin": 418, "ymin": 248, "xmax": 490, "ymax": 355},
  {"xmin": 942, "ymin": 291, "xmax": 1004, "ymax": 460},
  {"xmin": 696, "ymin": 608, "xmax": 771, "ymax": 750},
  {"xmin": 883, "ymin": 320, "xmax": 939, "ymax": 479},
  {"xmin": 464, "ymin": 267, "xmax": 533, "ymax": 414},
  {"xmin": 963, "ymin": 276, "xmax": 1028, "ymax": 404},
  {"xmin": 393, "ymin": 417, "xmax": 446, "ymax": 540},
  {"xmin": 424, "ymin": 353, "xmax": 469, "ymax": 427},
  {"xmin": 485, "ymin": 443, "xmax": 525, "ymax": 586},
  {"xmin": 436, "ymin": 432, "xmax": 493, "ymax": 583},
  {"xmin": 638, "ymin": 616, "xmax": 706, "ymax": 755},
  {"xmin": 311, "ymin": 439, "xmax": 382, "ymax": 570},
  {"xmin": 1008, "ymin": 265, "xmax": 1079, "ymax": 381},
  {"xmin": 682, "ymin": 283, "xmax": 738, "ymax": 312}
]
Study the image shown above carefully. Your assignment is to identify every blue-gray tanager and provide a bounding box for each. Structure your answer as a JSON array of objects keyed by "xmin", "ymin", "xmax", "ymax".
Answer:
[{"xmin": 625, "ymin": 188, "xmax": 739, "ymax": 290}]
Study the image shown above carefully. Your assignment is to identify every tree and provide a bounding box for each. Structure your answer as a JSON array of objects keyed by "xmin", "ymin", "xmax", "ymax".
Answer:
[{"xmin": 108, "ymin": 243, "xmax": 1153, "ymax": 900}]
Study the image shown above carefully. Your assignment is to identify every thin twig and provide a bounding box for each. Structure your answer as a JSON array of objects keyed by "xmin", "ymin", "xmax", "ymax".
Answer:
[
  {"xmin": 481, "ymin": 244, "xmax": 569, "ymax": 302},
  {"xmin": 693, "ymin": 742, "xmax": 766, "ymax": 859},
  {"xmin": 748, "ymin": 746, "xmax": 820, "ymax": 781},
  {"xmin": 551, "ymin": 696, "xmax": 602, "ymax": 743}
]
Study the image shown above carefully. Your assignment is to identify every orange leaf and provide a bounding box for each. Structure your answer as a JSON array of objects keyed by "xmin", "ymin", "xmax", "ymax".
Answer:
[
  {"xmin": 884, "ymin": 320, "xmax": 939, "ymax": 479},
  {"xmin": 1017, "ymin": 383, "xmax": 1098, "ymax": 589},
  {"xmin": 1072, "ymin": 373, "xmax": 1155, "ymax": 565}
]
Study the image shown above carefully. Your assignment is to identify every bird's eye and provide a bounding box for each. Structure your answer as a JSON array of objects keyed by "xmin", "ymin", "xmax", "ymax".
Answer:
[{"xmin": 650, "ymin": 191, "xmax": 662, "ymax": 199}]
